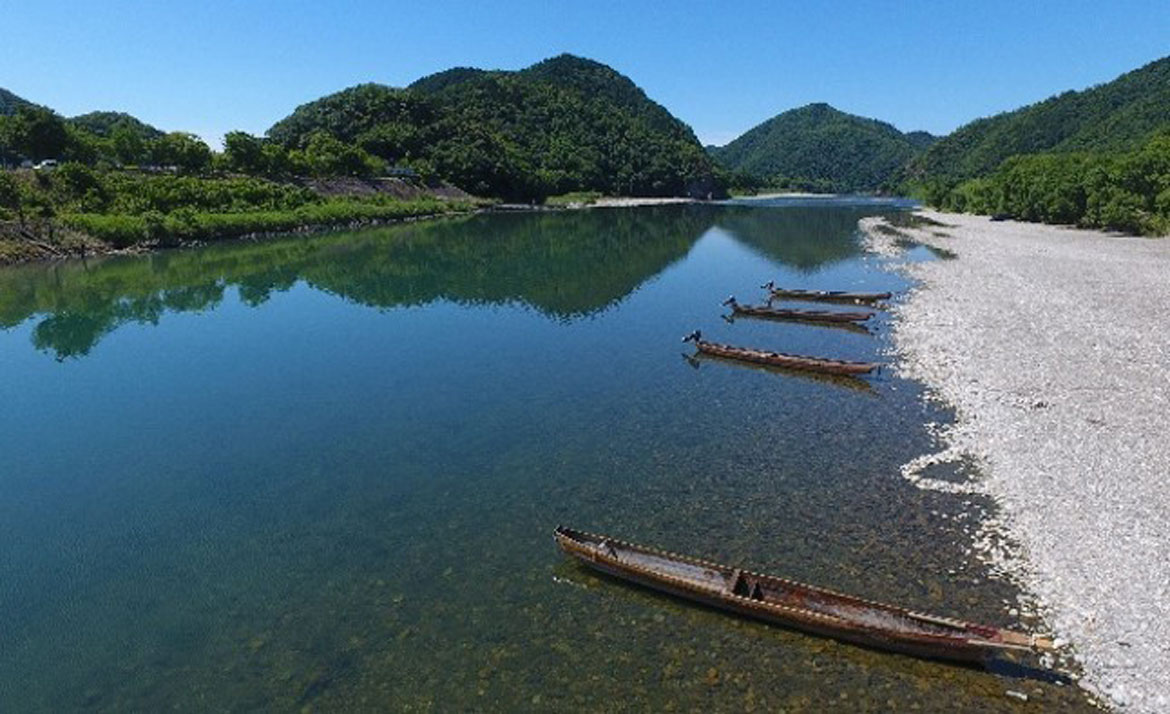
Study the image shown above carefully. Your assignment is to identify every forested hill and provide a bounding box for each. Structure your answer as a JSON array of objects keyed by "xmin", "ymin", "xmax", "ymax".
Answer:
[
  {"xmin": 904, "ymin": 131, "xmax": 939, "ymax": 151},
  {"xmin": 906, "ymin": 55, "xmax": 1170, "ymax": 183},
  {"xmin": 708, "ymin": 103, "xmax": 931, "ymax": 192},
  {"xmin": 68, "ymin": 111, "xmax": 164, "ymax": 140},
  {"xmin": 267, "ymin": 54, "xmax": 721, "ymax": 201},
  {"xmin": 0, "ymin": 88, "xmax": 37, "ymax": 115}
]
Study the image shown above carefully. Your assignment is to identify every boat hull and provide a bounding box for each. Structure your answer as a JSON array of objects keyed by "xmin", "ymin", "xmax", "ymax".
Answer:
[
  {"xmin": 695, "ymin": 341, "xmax": 876, "ymax": 376},
  {"xmin": 555, "ymin": 527, "xmax": 1047, "ymax": 664}
]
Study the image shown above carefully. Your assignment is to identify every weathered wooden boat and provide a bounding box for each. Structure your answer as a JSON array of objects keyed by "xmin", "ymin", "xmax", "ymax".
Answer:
[
  {"xmin": 761, "ymin": 281, "xmax": 892, "ymax": 304},
  {"xmin": 683, "ymin": 330, "xmax": 877, "ymax": 376},
  {"xmin": 722, "ymin": 296, "xmax": 873, "ymax": 324},
  {"xmin": 554, "ymin": 526, "xmax": 1055, "ymax": 663},
  {"xmin": 684, "ymin": 351, "xmax": 875, "ymax": 393}
]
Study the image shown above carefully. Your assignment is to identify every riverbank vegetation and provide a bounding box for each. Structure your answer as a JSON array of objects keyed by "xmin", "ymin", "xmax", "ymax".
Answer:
[
  {"xmin": 917, "ymin": 131, "xmax": 1170, "ymax": 234},
  {"xmin": 0, "ymin": 166, "xmax": 483, "ymax": 262},
  {"xmin": 903, "ymin": 56, "xmax": 1170, "ymax": 235}
]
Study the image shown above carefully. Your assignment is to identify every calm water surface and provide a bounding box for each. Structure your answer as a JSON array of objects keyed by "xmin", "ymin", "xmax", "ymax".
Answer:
[{"xmin": 0, "ymin": 201, "xmax": 1095, "ymax": 711}]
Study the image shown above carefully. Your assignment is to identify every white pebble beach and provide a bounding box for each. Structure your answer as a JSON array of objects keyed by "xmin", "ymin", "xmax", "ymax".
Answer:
[{"xmin": 861, "ymin": 211, "xmax": 1170, "ymax": 714}]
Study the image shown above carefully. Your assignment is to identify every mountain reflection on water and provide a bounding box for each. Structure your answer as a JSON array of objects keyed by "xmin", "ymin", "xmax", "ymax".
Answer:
[
  {"xmin": 0, "ymin": 199, "xmax": 1099, "ymax": 713},
  {"xmin": 0, "ymin": 203, "xmax": 885, "ymax": 360}
]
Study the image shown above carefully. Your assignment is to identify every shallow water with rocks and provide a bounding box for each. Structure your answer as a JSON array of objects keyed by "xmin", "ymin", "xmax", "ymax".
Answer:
[{"xmin": 0, "ymin": 201, "xmax": 1099, "ymax": 711}]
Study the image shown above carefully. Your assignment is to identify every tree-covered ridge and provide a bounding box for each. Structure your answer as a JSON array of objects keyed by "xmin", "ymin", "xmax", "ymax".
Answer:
[
  {"xmin": 0, "ymin": 88, "xmax": 39, "ymax": 115},
  {"xmin": 406, "ymin": 67, "xmax": 489, "ymax": 94},
  {"xmin": 709, "ymin": 103, "xmax": 929, "ymax": 192},
  {"xmin": 518, "ymin": 54, "xmax": 694, "ymax": 140},
  {"xmin": 903, "ymin": 131, "xmax": 938, "ymax": 152},
  {"xmin": 907, "ymin": 55, "xmax": 1170, "ymax": 184},
  {"xmin": 267, "ymin": 54, "xmax": 721, "ymax": 201},
  {"xmin": 267, "ymin": 84, "xmax": 434, "ymax": 147},
  {"xmin": 68, "ymin": 111, "xmax": 164, "ymax": 140},
  {"xmin": 0, "ymin": 164, "xmax": 477, "ymax": 255},
  {"xmin": 926, "ymin": 129, "xmax": 1170, "ymax": 235}
]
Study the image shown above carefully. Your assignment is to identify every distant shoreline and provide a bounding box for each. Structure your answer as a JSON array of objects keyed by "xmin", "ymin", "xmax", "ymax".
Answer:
[
  {"xmin": 0, "ymin": 204, "xmax": 483, "ymax": 267},
  {"xmin": 733, "ymin": 191, "xmax": 839, "ymax": 200},
  {"xmin": 0, "ymin": 195, "xmax": 711, "ymax": 268}
]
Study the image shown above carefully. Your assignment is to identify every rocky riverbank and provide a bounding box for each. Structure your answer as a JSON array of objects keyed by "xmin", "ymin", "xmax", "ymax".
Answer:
[{"xmin": 862, "ymin": 210, "xmax": 1170, "ymax": 713}]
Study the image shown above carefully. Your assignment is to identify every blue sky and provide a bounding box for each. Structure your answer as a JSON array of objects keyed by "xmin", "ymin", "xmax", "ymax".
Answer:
[{"xmin": 2, "ymin": 1, "xmax": 1167, "ymax": 147}]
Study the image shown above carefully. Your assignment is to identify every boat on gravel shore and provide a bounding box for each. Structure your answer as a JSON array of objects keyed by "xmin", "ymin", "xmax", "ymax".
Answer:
[
  {"xmin": 761, "ymin": 281, "xmax": 892, "ymax": 304},
  {"xmin": 683, "ymin": 330, "xmax": 877, "ymax": 376},
  {"xmin": 554, "ymin": 526, "xmax": 1055, "ymax": 663},
  {"xmin": 722, "ymin": 296, "xmax": 873, "ymax": 324}
]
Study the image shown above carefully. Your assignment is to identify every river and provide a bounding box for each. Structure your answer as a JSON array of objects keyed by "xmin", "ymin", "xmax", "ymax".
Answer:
[{"xmin": 0, "ymin": 200, "xmax": 1094, "ymax": 711}]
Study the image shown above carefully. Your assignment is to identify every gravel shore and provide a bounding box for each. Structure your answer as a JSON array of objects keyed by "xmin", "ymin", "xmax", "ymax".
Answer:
[
  {"xmin": 589, "ymin": 196, "xmax": 696, "ymax": 208},
  {"xmin": 862, "ymin": 211, "xmax": 1170, "ymax": 714}
]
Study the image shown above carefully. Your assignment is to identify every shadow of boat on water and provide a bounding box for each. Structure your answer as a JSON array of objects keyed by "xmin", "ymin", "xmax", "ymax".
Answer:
[{"xmin": 721, "ymin": 311, "xmax": 874, "ymax": 336}]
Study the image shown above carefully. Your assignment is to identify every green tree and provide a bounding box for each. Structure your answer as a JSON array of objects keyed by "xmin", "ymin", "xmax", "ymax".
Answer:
[
  {"xmin": 0, "ymin": 172, "xmax": 23, "ymax": 223},
  {"xmin": 302, "ymin": 131, "xmax": 382, "ymax": 177},
  {"xmin": 223, "ymin": 131, "xmax": 266, "ymax": 174},
  {"xmin": 355, "ymin": 122, "xmax": 421, "ymax": 162},
  {"xmin": 11, "ymin": 106, "xmax": 70, "ymax": 160},
  {"xmin": 152, "ymin": 132, "xmax": 212, "ymax": 174},
  {"xmin": 62, "ymin": 124, "xmax": 107, "ymax": 165},
  {"xmin": 0, "ymin": 115, "xmax": 20, "ymax": 165},
  {"xmin": 111, "ymin": 123, "xmax": 146, "ymax": 165},
  {"xmin": 261, "ymin": 143, "xmax": 294, "ymax": 176}
]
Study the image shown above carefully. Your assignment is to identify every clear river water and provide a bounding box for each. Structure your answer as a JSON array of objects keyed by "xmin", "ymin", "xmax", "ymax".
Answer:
[{"xmin": 0, "ymin": 199, "xmax": 1096, "ymax": 711}]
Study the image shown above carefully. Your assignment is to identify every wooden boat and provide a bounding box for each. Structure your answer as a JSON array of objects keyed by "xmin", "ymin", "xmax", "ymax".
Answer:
[
  {"xmin": 683, "ymin": 330, "xmax": 876, "ymax": 376},
  {"xmin": 761, "ymin": 281, "xmax": 892, "ymax": 304},
  {"xmin": 554, "ymin": 526, "xmax": 1054, "ymax": 663},
  {"xmin": 722, "ymin": 296, "xmax": 873, "ymax": 324}
]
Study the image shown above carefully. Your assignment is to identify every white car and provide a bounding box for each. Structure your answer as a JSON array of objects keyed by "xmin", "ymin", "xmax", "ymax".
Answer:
[{"xmin": 34, "ymin": 159, "xmax": 59, "ymax": 170}]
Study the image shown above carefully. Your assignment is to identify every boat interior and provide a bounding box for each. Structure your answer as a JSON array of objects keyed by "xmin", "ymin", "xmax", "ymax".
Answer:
[{"xmin": 564, "ymin": 529, "xmax": 982, "ymax": 640}]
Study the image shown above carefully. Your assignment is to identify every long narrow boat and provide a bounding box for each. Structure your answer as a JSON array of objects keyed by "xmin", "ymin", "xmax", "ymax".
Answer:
[
  {"xmin": 723, "ymin": 296, "xmax": 873, "ymax": 324},
  {"xmin": 685, "ymin": 351, "xmax": 874, "ymax": 393},
  {"xmin": 555, "ymin": 526, "xmax": 1054, "ymax": 663},
  {"xmin": 683, "ymin": 330, "xmax": 876, "ymax": 376},
  {"xmin": 761, "ymin": 281, "xmax": 892, "ymax": 304}
]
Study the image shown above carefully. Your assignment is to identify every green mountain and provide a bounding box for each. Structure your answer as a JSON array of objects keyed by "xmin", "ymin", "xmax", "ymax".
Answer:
[
  {"xmin": 406, "ymin": 67, "xmax": 488, "ymax": 95},
  {"xmin": 0, "ymin": 88, "xmax": 38, "ymax": 115},
  {"xmin": 68, "ymin": 111, "xmax": 164, "ymax": 140},
  {"xmin": 268, "ymin": 54, "xmax": 721, "ymax": 201},
  {"xmin": 904, "ymin": 131, "xmax": 939, "ymax": 152},
  {"xmin": 709, "ymin": 103, "xmax": 928, "ymax": 192},
  {"xmin": 907, "ymin": 55, "xmax": 1170, "ymax": 183}
]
